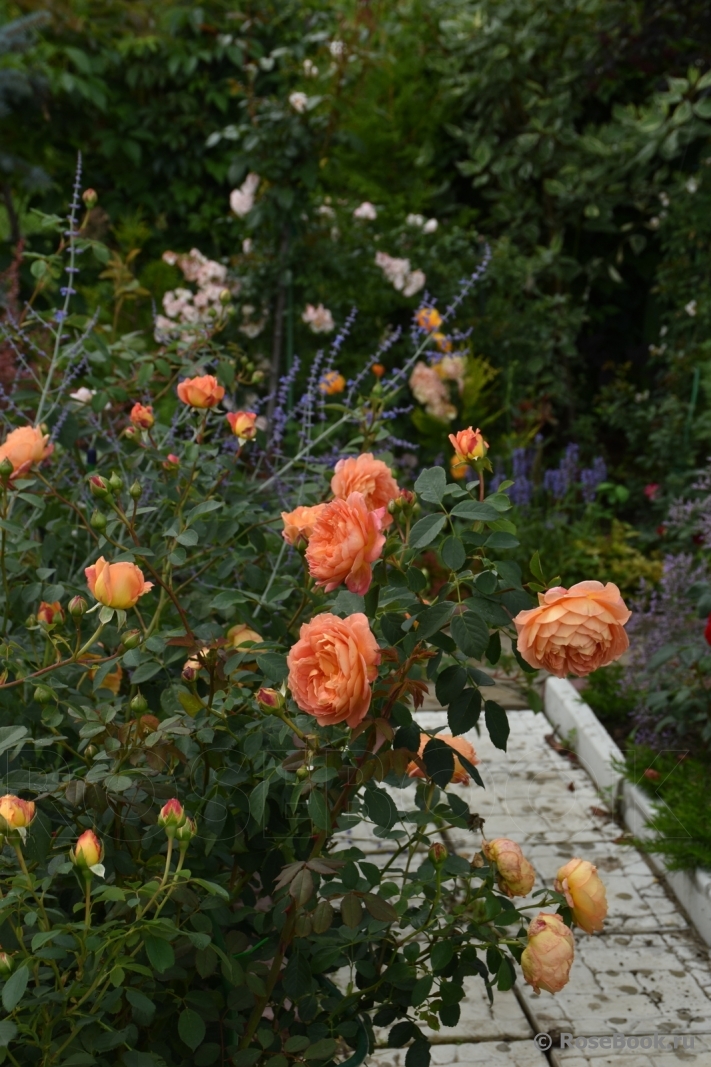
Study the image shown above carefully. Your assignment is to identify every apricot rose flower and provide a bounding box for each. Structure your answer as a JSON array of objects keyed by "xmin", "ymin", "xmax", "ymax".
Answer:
[
  {"xmin": 554, "ymin": 858, "xmax": 608, "ymax": 934},
  {"xmin": 85, "ymin": 557, "xmax": 153, "ymax": 610},
  {"xmin": 0, "ymin": 425, "xmax": 53, "ymax": 478},
  {"xmin": 331, "ymin": 453, "xmax": 401, "ymax": 527},
  {"xmin": 521, "ymin": 913, "xmax": 575, "ymax": 995},
  {"xmin": 306, "ymin": 493, "xmax": 385, "ymax": 595},
  {"xmin": 281, "ymin": 504, "xmax": 329, "ymax": 547},
  {"xmin": 176, "ymin": 374, "xmax": 225, "ymax": 409}
]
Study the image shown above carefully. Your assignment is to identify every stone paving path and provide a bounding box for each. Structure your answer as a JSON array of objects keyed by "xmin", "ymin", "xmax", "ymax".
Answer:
[{"xmin": 341, "ymin": 703, "xmax": 711, "ymax": 1067}]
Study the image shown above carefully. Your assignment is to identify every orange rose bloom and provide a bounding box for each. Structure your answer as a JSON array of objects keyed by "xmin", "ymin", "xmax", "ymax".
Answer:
[
  {"xmin": 448, "ymin": 426, "xmax": 488, "ymax": 462},
  {"xmin": 176, "ymin": 375, "xmax": 225, "ymax": 408},
  {"xmin": 521, "ymin": 913, "xmax": 575, "ymax": 995},
  {"xmin": 482, "ymin": 838, "xmax": 535, "ymax": 897},
  {"xmin": 318, "ymin": 371, "xmax": 346, "ymax": 396},
  {"xmin": 407, "ymin": 732, "xmax": 479, "ymax": 785},
  {"xmin": 554, "ymin": 858, "xmax": 608, "ymax": 934},
  {"xmin": 0, "ymin": 425, "xmax": 53, "ymax": 478},
  {"xmin": 37, "ymin": 600, "xmax": 64, "ymax": 626},
  {"xmin": 129, "ymin": 403, "xmax": 154, "ymax": 430},
  {"xmin": 306, "ymin": 493, "xmax": 385, "ymax": 595},
  {"xmin": 514, "ymin": 581, "xmax": 631, "ymax": 678},
  {"xmin": 415, "ymin": 307, "xmax": 442, "ymax": 333},
  {"xmin": 287, "ymin": 612, "xmax": 380, "ymax": 728},
  {"xmin": 281, "ymin": 504, "xmax": 329, "ymax": 547},
  {"xmin": 331, "ymin": 453, "xmax": 401, "ymax": 528},
  {"xmin": 226, "ymin": 411, "xmax": 258, "ymax": 441},
  {"xmin": 85, "ymin": 557, "xmax": 153, "ymax": 610},
  {"xmin": 0, "ymin": 794, "xmax": 36, "ymax": 831}
]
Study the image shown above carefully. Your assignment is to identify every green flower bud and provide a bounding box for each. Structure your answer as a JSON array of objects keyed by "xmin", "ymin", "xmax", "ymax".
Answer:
[
  {"xmin": 108, "ymin": 471, "xmax": 123, "ymax": 493},
  {"xmin": 129, "ymin": 481, "xmax": 142, "ymax": 500},
  {"xmin": 121, "ymin": 630, "xmax": 142, "ymax": 650},
  {"xmin": 90, "ymin": 509, "xmax": 107, "ymax": 531},
  {"xmin": 0, "ymin": 457, "xmax": 14, "ymax": 484},
  {"xmin": 130, "ymin": 692, "xmax": 148, "ymax": 713},
  {"xmin": 88, "ymin": 475, "xmax": 110, "ymax": 499},
  {"xmin": 69, "ymin": 596, "xmax": 88, "ymax": 617},
  {"xmin": 34, "ymin": 684, "xmax": 55, "ymax": 705},
  {"xmin": 428, "ymin": 842, "xmax": 447, "ymax": 867}
]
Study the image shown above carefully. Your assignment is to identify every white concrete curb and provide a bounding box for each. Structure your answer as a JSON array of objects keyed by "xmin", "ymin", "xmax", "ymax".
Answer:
[{"xmin": 543, "ymin": 676, "xmax": 711, "ymax": 947}]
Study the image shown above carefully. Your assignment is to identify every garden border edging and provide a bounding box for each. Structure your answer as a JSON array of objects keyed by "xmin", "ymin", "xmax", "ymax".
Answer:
[{"xmin": 543, "ymin": 676, "xmax": 711, "ymax": 947}]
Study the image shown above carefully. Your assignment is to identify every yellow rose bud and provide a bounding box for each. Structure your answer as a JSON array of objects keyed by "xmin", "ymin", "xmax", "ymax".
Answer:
[
  {"xmin": 521, "ymin": 913, "xmax": 575, "ymax": 995},
  {"xmin": 226, "ymin": 411, "xmax": 258, "ymax": 441},
  {"xmin": 0, "ymin": 794, "xmax": 36, "ymax": 832},
  {"xmin": 85, "ymin": 557, "xmax": 153, "ymax": 610},
  {"xmin": 554, "ymin": 858, "xmax": 608, "ymax": 934},
  {"xmin": 448, "ymin": 426, "xmax": 489, "ymax": 463},
  {"xmin": 482, "ymin": 838, "xmax": 535, "ymax": 898},
  {"xmin": 70, "ymin": 829, "xmax": 104, "ymax": 871}
]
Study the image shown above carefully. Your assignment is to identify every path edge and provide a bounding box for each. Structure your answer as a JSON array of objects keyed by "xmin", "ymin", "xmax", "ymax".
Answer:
[{"xmin": 543, "ymin": 675, "xmax": 711, "ymax": 948}]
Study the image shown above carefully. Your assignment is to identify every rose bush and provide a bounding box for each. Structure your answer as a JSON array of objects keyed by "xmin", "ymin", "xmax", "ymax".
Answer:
[{"xmin": 0, "ymin": 197, "xmax": 627, "ymax": 1067}]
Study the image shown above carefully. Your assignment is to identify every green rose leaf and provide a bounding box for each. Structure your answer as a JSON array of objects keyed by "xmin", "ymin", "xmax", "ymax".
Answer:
[
  {"xmin": 422, "ymin": 738, "xmax": 455, "ymax": 788},
  {"xmin": 484, "ymin": 700, "xmax": 510, "ymax": 751},
  {"xmin": 441, "ymin": 535, "xmax": 466, "ymax": 571},
  {"xmin": 145, "ymin": 936, "xmax": 175, "ymax": 975},
  {"xmin": 447, "ymin": 688, "xmax": 481, "ymax": 735},
  {"xmin": 409, "ymin": 513, "xmax": 446, "ymax": 548},
  {"xmin": 414, "ymin": 466, "xmax": 447, "ymax": 504},
  {"xmin": 1, "ymin": 965, "xmax": 29, "ymax": 1013},
  {"xmin": 435, "ymin": 665, "xmax": 467, "ymax": 705},
  {"xmin": 450, "ymin": 611, "xmax": 489, "ymax": 659},
  {"xmin": 179, "ymin": 1008, "xmax": 206, "ymax": 1051}
]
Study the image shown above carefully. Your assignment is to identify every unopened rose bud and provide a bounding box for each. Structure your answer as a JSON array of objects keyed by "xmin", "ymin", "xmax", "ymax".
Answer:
[
  {"xmin": 482, "ymin": 838, "xmax": 535, "ymax": 898},
  {"xmin": 0, "ymin": 794, "xmax": 36, "ymax": 833},
  {"xmin": 554, "ymin": 858, "xmax": 608, "ymax": 934},
  {"xmin": 251, "ymin": 370, "xmax": 265, "ymax": 384},
  {"xmin": 182, "ymin": 665, "xmax": 197, "ymax": 682},
  {"xmin": 89, "ymin": 475, "xmax": 110, "ymax": 499},
  {"xmin": 296, "ymin": 765, "xmax": 310, "ymax": 780},
  {"xmin": 163, "ymin": 453, "xmax": 180, "ymax": 471},
  {"xmin": 428, "ymin": 842, "xmax": 447, "ymax": 867},
  {"xmin": 70, "ymin": 829, "xmax": 104, "ymax": 872},
  {"xmin": 90, "ymin": 509, "xmax": 107, "ymax": 531},
  {"xmin": 121, "ymin": 629, "xmax": 142, "ymax": 650},
  {"xmin": 129, "ymin": 692, "xmax": 148, "ymax": 713},
  {"xmin": 219, "ymin": 288, "xmax": 231, "ymax": 306},
  {"xmin": 82, "ymin": 188, "xmax": 98, "ymax": 209},
  {"xmin": 37, "ymin": 600, "xmax": 64, "ymax": 626},
  {"xmin": 85, "ymin": 744, "xmax": 98, "ymax": 757},
  {"xmin": 0, "ymin": 456, "xmax": 13, "ymax": 483},
  {"xmin": 69, "ymin": 596, "xmax": 88, "ymax": 617},
  {"xmin": 175, "ymin": 816, "xmax": 197, "ymax": 846},
  {"xmin": 25, "ymin": 613, "xmax": 37, "ymax": 627},
  {"xmin": 129, "ymin": 481, "xmax": 142, "ymax": 500},
  {"xmin": 521, "ymin": 913, "xmax": 575, "ymax": 994},
  {"xmin": 371, "ymin": 363, "xmax": 385, "ymax": 378},
  {"xmin": 157, "ymin": 798, "xmax": 186, "ymax": 838},
  {"xmin": 34, "ymin": 684, "xmax": 55, "ymax": 705},
  {"xmin": 0, "ymin": 952, "xmax": 13, "ymax": 977},
  {"xmin": 108, "ymin": 471, "xmax": 123, "ymax": 493},
  {"xmin": 256, "ymin": 687, "xmax": 285, "ymax": 713}
]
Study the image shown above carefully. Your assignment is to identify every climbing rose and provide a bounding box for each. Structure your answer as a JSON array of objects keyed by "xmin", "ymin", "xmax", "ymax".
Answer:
[
  {"xmin": 176, "ymin": 375, "xmax": 225, "ymax": 408},
  {"xmin": 331, "ymin": 453, "xmax": 400, "ymax": 527},
  {"xmin": 287, "ymin": 612, "xmax": 380, "ymax": 728},
  {"xmin": 554, "ymin": 858, "xmax": 608, "ymax": 934},
  {"xmin": 449, "ymin": 426, "xmax": 488, "ymax": 462},
  {"xmin": 514, "ymin": 581, "xmax": 631, "ymax": 677},
  {"xmin": 0, "ymin": 425, "xmax": 53, "ymax": 478},
  {"xmin": 521, "ymin": 913, "xmax": 575, "ymax": 994},
  {"xmin": 407, "ymin": 733, "xmax": 479, "ymax": 785},
  {"xmin": 85, "ymin": 557, "xmax": 153, "ymax": 610},
  {"xmin": 281, "ymin": 504, "xmax": 329, "ymax": 547},
  {"xmin": 482, "ymin": 838, "xmax": 535, "ymax": 897},
  {"xmin": 306, "ymin": 493, "xmax": 385, "ymax": 595}
]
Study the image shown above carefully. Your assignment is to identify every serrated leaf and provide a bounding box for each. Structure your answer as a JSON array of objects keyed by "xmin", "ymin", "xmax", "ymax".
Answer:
[
  {"xmin": 409, "ymin": 513, "xmax": 446, "ymax": 548},
  {"xmin": 289, "ymin": 868, "xmax": 314, "ymax": 907},
  {"xmin": 485, "ymin": 532, "xmax": 519, "ymax": 549},
  {"xmin": 416, "ymin": 601, "xmax": 455, "ymax": 639},
  {"xmin": 363, "ymin": 893, "xmax": 398, "ymax": 922},
  {"xmin": 363, "ymin": 787, "xmax": 398, "ymax": 828},
  {"xmin": 410, "ymin": 974, "xmax": 433, "ymax": 1007},
  {"xmin": 307, "ymin": 789, "xmax": 331, "ymax": 832},
  {"xmin": 450, "ymin": 500, "xmax": 500, "ymax": 521},
  {"xmin": 340, "ymin": 893, "xmax": 363, "ymax": 928},
  {"xmin": 179, "ymin": 1008, "xmax": 206, "ymax": 1051},
  {"xmin": 435, "ymin": 665, "xmax": 467, "ymax": 705},
  {"xmin": 450, "ymin": 612, "xmax": 489, "ymax": 659},
  {"xmin": 441, "ymin": 535, "xmax": 466, "ymax": 571},
  {"xmin": 144, "ymin": 935, "xmax": 174, "ymax": 974},
  {"xmin": 447, "ymin": 688, "xmax": 481, "ymax": 735},
  {"xmin": 0, "ymin": 1021, "xmax": 16, "ymax": 1048},
  {"xmin": 431, "ymin": 941, "xmax": 454, "ymax": 971},
  {"xmin": 305, "ymin": 1039, "xmax": 338, "ymax": 1061},
  {"xmin": 484, "ymin": 700, "xmax": 510, "ymax": 751},
  {"xmin": 405, "ymin": 1041, "xmax": 431, "ymax": 1067},
  {"xmin": 249, "ymin": 778, "xmax": 270, "ymax": 827},
  {"xmin": 414, "ymin": 466, "xmax": 447, "ymax": 503},
  {"xmin": 311, "ymin": 901, "xmax": 334, "ymax": 933},
  {"xmin": 393, "ymin": 722, "xmax": 420, "ymax": 752}
]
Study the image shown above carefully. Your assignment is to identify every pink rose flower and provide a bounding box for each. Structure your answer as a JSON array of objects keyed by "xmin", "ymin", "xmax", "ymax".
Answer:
[
  {"xmin": 306, "ymin": 493, "xmax": 385, "ymax": 595},
  {"xmin": 287, "ymin": 612, "xmax": 380, "ymax": 728},
  {"xmin": 514, "ymin": 580, "xmax": 631, "ymax": 678}
]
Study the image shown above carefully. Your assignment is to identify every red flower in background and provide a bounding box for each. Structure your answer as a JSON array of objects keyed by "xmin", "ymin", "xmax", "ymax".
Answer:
[
  {"xmin": 704, "ymin": 614, "xmax": 711, "ymax": 646},
  {"xmin": 644, "ymin": 483, "xmax": 660, "ymax": 501}
]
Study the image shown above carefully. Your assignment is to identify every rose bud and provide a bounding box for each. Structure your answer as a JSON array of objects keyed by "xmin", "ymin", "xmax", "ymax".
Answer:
[
  {"xmin": 371, "ymin": 363, "xmax": 385, "ymax": 378},
  {"xmin": 90, "ymin": 509, "xmax": 107, "ymax": 531},
  {"xmin": 69, "ymin": 595, "xmax": 88, "ymax": 617},
  {"xmin": 257, "ymin": 687, "xmax": 285, "ymax": 713},
  {"xmin": 176, "ymin": 374, "xmax": 225, "ymax": 409},
  {"xmin": 448, "ymin": 426, "xmax": 489, "ymax": 463},
  {"xmin": 85, "ymin": 557, "xmax": 153, "ymax": 610},
  {"xmin": 428, "ymin": 842, "xmax": 447, "ymax": 867},
  {"xmin": 33, "ymin": 684, "xmax": 55, "ymax": 705},
  {"xmin": 37, "ymin": 600, "xmax": 64, "ymax": 626},
  {"xmin": 129, "ymin": 403, "xmax": 154, "ymax": 431},
  {"xmin": 158, "ymin": 798, "xmax": 187, "ymax": 838},
  {"xmin": 450, "ymin": 453, "xmax": 468, "ymax": 481},
  {"xmin": 88, "ymin": 475, "xmax": 111, "ymax": 499},
  {"xmin": 482, "ymin": 838, "xmax": 535, "ymax": 897},
  {"xmin": 82, "ymin": 188, "xmax": 98, "ymax": 208},
  {"xmin": 129, "ymin": 692, "xmax": 148, "ymax": 714},
  {"xmin": 0, "ymin": 425, "xmax": 53, "ymax": 480},
  {"xmin": 70, "ymin": 829, "xmax": 104, "ymax": 871},
  {"xmin": 226, "ymin": 411, "xmax": 258, "ymax": 442},
  {"xmin": 219, "ymin": 288, "xmax": 231, "ymax": 306},
  {"xmin": 0, "ymin": 952, "xmax": 13, "ymax": 977},
  {"xmin": 0, "ymin": 794, "xmax": 36, "ymax": 833},
  {"xmin": 554, "ymin": 858, "xmax": 608, "ymax": 935},
  {"xmin": 182, "ymin": 664, "xmax": 197, "ymax": 682},
  {"xmin": 175, "ymin": 816, "xmax": 197, "ymax": 846},
  {"xmin": 163, "ymin": 453, "xmax": 180, "ymax": 471},
  {"xmin": 108, "ymin": 471, "xmax": 123, "ymax": 493},
  {"xmin": 227, "ymin": 622, "xmax": 262, "ymax": 649},
  {"xmin": 521, "ymin": 913, "xmax": 575, "ymax": 995}
]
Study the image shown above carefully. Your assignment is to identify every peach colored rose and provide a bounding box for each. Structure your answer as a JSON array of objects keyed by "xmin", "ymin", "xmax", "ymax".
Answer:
[
  {"xmin": 448, "ymin": 426, "xmax": 488, "ymax": 462},
  {"xmin": 514, "ymin": 581, "xmax": 631, "ymax": 678},
  {"xmin": 0, "ymin": 794, "xmax": 36, "ymax": 831},
  {"xmin": 227, "ymin": 622, "xmax": 262, "ymax": 649},
  {"xmin": 281, "ymin": 504, "xmax": 329, "ymax": 547},
  {"xmin": 70, "ymin": 830, "xmax": 103, "ymax": 869},
  {"xmin": 318, "ymin": 370, "xmax": 346, "ymax": 395},
  {"xmin": 129, "ymin": 403, "xmax": 154, "ymax": 430},
  {"xmin": 226, "ymin": 411, "xmax": 258, "ymax": 440},
  {"xmin": 331, "ymin": 453, "xmax": 401, "ymax": 528},
  {"xmin": 415, "ymin": 307, "xmax": 442, "ymax": 333},
  {"xmin": 482, "ymin": 838, "xmax": 535, "ymax": 897},
  {"xmin": 554, "ymin": 858, "xmax": 608, "ymax": 934},
  {"xmin": 407, "ymin": 732, "xmax": 479, "ymax": 785},
  {"xmin": 521, "ymin": 913, "xmax": 575, "ymax": 994},
  {"xmin": 287, "ymin": 612, "xmax": 380, "ymax": 728},
  {"xmin": 0, "ymin": 425, "xmax": 53, "ymax": 478},
  {"xmin": 176, "ymin": 374, "xmax": 225, "ymax": 408},
  {"xmin": 37, "ymin": 601, "xmax": 64, "ymax": 626},
  {"xmin": 85, "ymin": 557, "xmax": 153, "ymax": 610},
  {"xmin": 306, "ymin": 492, "xmax": 385, "ymax": 595}
]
